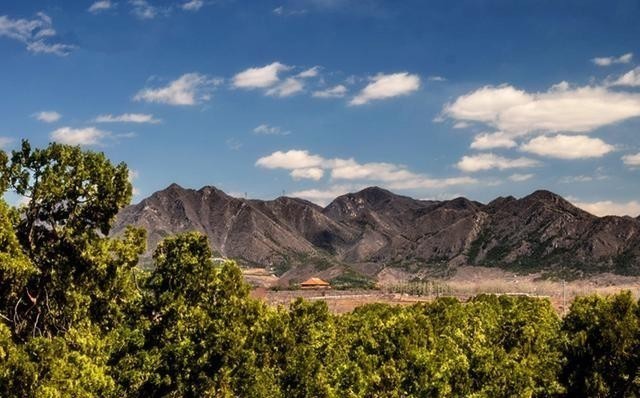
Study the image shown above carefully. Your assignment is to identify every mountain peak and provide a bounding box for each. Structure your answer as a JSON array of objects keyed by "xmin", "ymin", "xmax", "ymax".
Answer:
[
  {"xmin": 524, "ymin": 189, "xmax": 564, "ymax": 202},
  {"xmin": 198, "ymin": 185, "xmax": 228, "ymax": 197},
  {"xmin": 352, "ymin": 186, "xmax": 396, "ymax": 203},
  {"xmin": 113, "ymin": 185, "xmax": 640, "ymax": 276},
  {"xmin": 487, "ymin": 195, "xmax": 516, "ymax": 209},
  {"xmin": 161, "ymin": 182, "xmax": 187, "ymax": 193},
  {"xmin": 520, "ymin": 190, "xmax": 587, "ymax": 214},
  {"xmin": 443, "ymin": 196, "xmax": 478, "ymax": 210},
  {"xmin": 358, "ymin": 186, "xmax": 393, "ymax": 195},
  {"xmin": 147, "ymin": 183, "xmax": 188, "ymax": 200},
  {"xmin": 324, "ymin": 186, "xmax": 400, "ymax": 216}
]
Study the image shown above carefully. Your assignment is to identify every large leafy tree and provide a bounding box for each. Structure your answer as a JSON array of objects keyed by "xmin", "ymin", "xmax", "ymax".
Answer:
[
  {"xmin": 335, "ymin": 296, "xmax": 563, "ymax": 398},
  {"xmin": 124, "ymin": 232, "xmax": 265, "ymax": 397},
  {"xmin": 562, "ymin": 291, "xmax": 640, "ymax": 397},
  {"xmin": 0, "ymin": 141, "xmax": 145, "ymax": 397},
  {"xmin": 1, "ymin": 140, "xmax": 144, "ymax": 339}
]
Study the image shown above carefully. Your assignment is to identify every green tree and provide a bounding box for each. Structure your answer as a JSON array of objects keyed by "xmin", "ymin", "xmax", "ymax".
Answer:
[
  {"xmin": 3, "ymin": 140, "xmax": 144, "ymax": 338},
  {"xmin": 23, "ymin": 322, "xmax": 120, "ymax": 398},
  {"xmin": 129, "ymin": 232, "xmax": 266, "ymax": 397},
  {"xmin": 561, "ymin": 291, "xmax": 640, "ymax": 397},
  {"xmin": 0, "ymin": 141, "xmax": 145, "ymax": 397},
  {"xmin": 0, "ymin": 322, "xmax": 36, "ymax": 397},
  {"xmin": 280, "ymin": 299, "xmax": 340, "ymax": 398}
]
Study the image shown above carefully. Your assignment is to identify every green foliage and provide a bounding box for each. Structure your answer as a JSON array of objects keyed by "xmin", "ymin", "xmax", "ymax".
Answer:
[
  {"xmin": 0, "ymin": 141, "xmax": 145, "ymax": 397},
  {"xmin": 483, "ymin": 243, "xmax": 511, "ymax": 265},
  {"xmin": 613, "ymin": 249, "xmax": 636, "ymax": 275},
  {"xmin": 332, "ymin": 296, "xmax": 563, "ymax": 397},
  {"xmin": 330, "ymin": 269, "xmax": 375, "ymax": 290},
  {"xmin": 25, "ymin": 323, "xmax": 120, "ymax": 398},
  {"xmin": 0, "ymin": 201, "xmax": 37, "ymax": 315},
  {"xmin": 1, "ymin": 140, "xmax": 144, "ymax": 339},
  {"xmin": 8, "ymin": 140, "xmax": 131, "ymax": 237},
  {"xmin": 0, "ymin": 322, "xmax": 36, "ymax": 397},
  {"xmin": 561, "ymin": 291, "xmax": 640, "ymax": 397},
  {"xmin": 2, "ymin": 142, "xmax": 640, "ymax": 397},
  {"xmin": 466, "ymin": 230, "xmax": 491, "ymax": 264},
  {"xmin": 280, "ymin": 299, "xmax": 341, "ymax": 397},
  {"xmin": 120, "ymin": 232, "xmax": 268, "ymax": 397},
  {"xmin": 1, "ymin": 319, "xmax": 123, "ymax": 397}
]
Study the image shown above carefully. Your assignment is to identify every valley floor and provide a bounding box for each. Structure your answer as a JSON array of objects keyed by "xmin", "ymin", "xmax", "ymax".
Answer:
[{"xmin": 249, "ymin": 266, "xmax": 640, "ymax": 314}]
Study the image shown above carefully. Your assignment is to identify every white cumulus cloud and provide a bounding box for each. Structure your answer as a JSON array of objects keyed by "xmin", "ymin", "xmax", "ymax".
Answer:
[
  {"xmin": 256, "ymin": 150, "xmax": 324, "ymax": 169},
  {"xmin": 94, "ymin": 113, "xmax": 161, "ymax": 124},
  {"xmin": 520, "ymin": 135, "xmax": 614, "ymax": 159},
  {"xmin": 0, "ymin": 12, "xmax": 74, "ymax": 56},
  {"xmin": 591, "ymin": 52, "xmax": 633, "ymax": 66},
  {"xmin": 291, "ymin": 167, "xmax": 324, "ymax": 180},
  {"xmin": 182, "ymin": 0, "xmax": 204, "ymax": 11},
  {"xmin": 572, "ymin": 199, "xmax": 640, "ymax": 217},
  {"xmin": 50, "ymin": 127, "xmax": 111, "ymax": 146},
  {"xmin": 256, "ymin": 149, "xmax": 477, "ymax": 190},
  {"xmin": 609, "ymin": 67, "xmax": 640, "ymax": 87},
  {"xmin": 134, "ymin": 73, "xmax": 221, "ymax": 105},
  {"xmin": 313, "ymin": 85, "xmax": 347, "ymax": 98},
  {"xmin": 33, "ymin": 111, "xmax": 61, "ymax": 123},
  {"xmin": 443, "ymin": 83, "xmax": 640, "ymax": 136},
  {"xmin": 232, "ymin": 62, "xmax": 291, "ymax": 89},
  {"xmin": 290, "ymin": 185, "xmax": 362, "ymax": 206},
  {"xmin": 622, "ymin": 152, "xmax": 640, "ymax": 167},
  {"xmin": 329, "ymin": 159, "xmax": 417, "ymax": 182},
  {"xmin": 350, "ymin": 72, "xmax": 421, "ymax": 105},
  {"xmin": 456, "ymin": 153, "xmax": 540, "ymax": 173},
  {"xmin": 266, "ymin": 77, "xmax": 304, "ymax": 97},
  {"xmin": 470, "ymin": 132, "xmax": 516, "ymax": 150},
  {"xmin": 89, "ymin": 1, "xmax": 114, "ymax": 13},
  {"xmin": 297, "ymin": 66, "xmax": 321, "ymax": 78}
]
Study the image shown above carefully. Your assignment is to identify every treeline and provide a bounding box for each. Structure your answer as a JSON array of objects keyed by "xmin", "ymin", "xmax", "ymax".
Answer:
[{"xmin": 1, "ymin": 142, "xmax": 640, "ymax": 397}]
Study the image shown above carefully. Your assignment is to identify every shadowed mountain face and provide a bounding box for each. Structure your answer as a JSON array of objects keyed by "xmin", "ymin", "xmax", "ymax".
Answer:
[{"xmin": 112, "ymin": 185, "xmax": 640, "ymax": 275}]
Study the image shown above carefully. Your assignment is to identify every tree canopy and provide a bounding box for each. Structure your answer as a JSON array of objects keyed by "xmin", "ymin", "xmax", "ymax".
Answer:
[{"xmin": 0, "ymin": 141, "xmax": 639, "ymax": 397}]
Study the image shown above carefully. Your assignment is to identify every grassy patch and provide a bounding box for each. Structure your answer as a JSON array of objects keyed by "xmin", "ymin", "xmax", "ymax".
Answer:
[
  {"xmin": 330, "ymin": 269, "xmax": 375, "ymax": 290},
  {"xmin": 466, "ymin": 230, "xmax": 491, "ymax": 264},
  {"xmin": 613, "ymin": 249, "xmax": 638, "ymax": 275}
]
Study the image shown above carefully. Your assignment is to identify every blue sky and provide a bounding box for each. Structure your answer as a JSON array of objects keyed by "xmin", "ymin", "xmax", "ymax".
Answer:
[{"xmin": 1, "ymin": 0, "xmax": 640, "ymax": 216}]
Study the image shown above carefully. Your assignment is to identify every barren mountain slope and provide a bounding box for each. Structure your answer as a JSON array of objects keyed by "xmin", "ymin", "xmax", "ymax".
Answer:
[{"xmin": 112, "ymin": 185, "xmax": 640, "ymax": 275}]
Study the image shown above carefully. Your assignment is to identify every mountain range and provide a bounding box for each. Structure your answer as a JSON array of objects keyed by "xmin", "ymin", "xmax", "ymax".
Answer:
[{"xmin": 112, "ymin": 184, "xmax": 640, "ymax": 280}]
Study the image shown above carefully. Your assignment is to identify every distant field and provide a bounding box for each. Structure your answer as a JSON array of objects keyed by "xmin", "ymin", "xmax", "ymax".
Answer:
[{"xmin": 249, "ymin": 266, "xmax": 640, "ymax": 314}]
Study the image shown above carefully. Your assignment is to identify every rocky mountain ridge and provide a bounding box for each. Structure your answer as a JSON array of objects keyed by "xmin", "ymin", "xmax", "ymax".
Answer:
[{"xmin": 112, "ymin": 184, "xmax": 640, "ymax": 277}]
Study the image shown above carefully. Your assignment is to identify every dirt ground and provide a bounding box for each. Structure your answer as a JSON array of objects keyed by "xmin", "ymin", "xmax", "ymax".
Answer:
[
  {"xmin": 248, "ymin": 266, "xmax": 640, "ymax": 314},
  {"xmin": 259, "ymin": 289, "xmax": 433, "ymax": 314}
]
